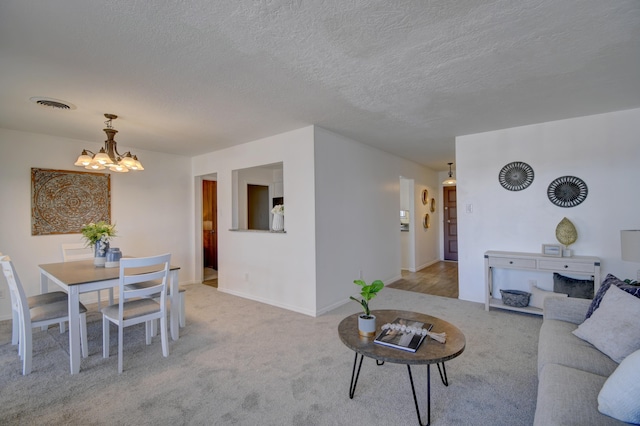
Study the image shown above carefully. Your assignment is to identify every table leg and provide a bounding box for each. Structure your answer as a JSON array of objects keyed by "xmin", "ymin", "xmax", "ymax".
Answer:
[
  {"xmin": 40, "ymin": 272, "xmax": 48, "ymax": 294},
  {"xmin": 40, "ymin": 273, "xmax": 49, "ymax": 331},
  {"xmin": 348, "ymin": 352, "xmax": 364, "ymax": 399},
  {"xmin": 169, "ymin": 269, "xmax": 179, "ymax": 341},
  {"xmin": 437, "ymin": 362, "xmax": 449, "ymax": 386},
  {"xmin": 68, "ymin": 286, "xmax": 81, "ymax": 374},
  {"xmin": 407, "ymin": 364, "xmax": 431, "ymax": 426}
]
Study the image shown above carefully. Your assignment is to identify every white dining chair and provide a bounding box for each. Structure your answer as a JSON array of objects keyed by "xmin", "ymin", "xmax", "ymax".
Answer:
[
  {"xmin": 101, "ymin": 253, "xmax": 171, "ymax": 373},
  {"xmin": 148, "ymin": 288, "xmax": 186, "ymax": 338},
  {"xmin": 61, "ymin": 243, "xmax": 114, "ymax": 308},
  {"xmin": 1, "ymin": 256, "xmax": 89, "ymax": 375},
  {"xmin": 124, "ymin": 269, "xmax": 186, "ymax": 328},
  {"xmin": 1, "ymin": 249, "xmax": 69, "ymax": 348}
]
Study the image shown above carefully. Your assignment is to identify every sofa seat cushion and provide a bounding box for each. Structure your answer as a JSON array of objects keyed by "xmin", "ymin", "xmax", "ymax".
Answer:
[
  {"xmin": 534, "ymin": 364, "xmax": 626, "ymax": 426},
  {"xmin": 538, "ymin": 319, "xmax": 618, "ymax": 377}
]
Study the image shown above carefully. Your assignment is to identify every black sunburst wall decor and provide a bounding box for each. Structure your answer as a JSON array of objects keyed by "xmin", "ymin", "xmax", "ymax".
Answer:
[
  {"xmin": 547, "ymin": 176, "xmax": 588, "ymax": 208},
  {"xmin": 498, "ymin": 161, "xmax": 534, "ymax": 191}
]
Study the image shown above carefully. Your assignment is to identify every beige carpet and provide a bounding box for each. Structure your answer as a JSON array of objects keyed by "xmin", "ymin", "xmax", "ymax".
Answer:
[{"xmin": 0, "ymin": 284, "xmax": 542, "ymax": 425}]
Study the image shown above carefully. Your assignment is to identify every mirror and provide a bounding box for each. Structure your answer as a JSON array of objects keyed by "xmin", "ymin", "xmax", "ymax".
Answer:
[
  {"xmin": 423, "ymin": 213, "xmax": 430, "ymax": 229},
  {"xmin": 421, "ymin": 189, "xmax": 428, "ymax": 205}
]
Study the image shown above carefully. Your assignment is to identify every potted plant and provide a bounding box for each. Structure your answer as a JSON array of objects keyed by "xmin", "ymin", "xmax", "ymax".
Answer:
[
  {"xmin": 350, "ymin": 279, "xmax": 384, "ymax": 337},
  {"xmin": 81, "ymin": 221, "xmax": 117, "ymax": 267}
]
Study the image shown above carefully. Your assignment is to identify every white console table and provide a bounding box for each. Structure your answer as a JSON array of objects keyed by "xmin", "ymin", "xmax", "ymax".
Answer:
[{"xmin": 485, "ymin": 250, "xmax": 601, "ymax": 315}]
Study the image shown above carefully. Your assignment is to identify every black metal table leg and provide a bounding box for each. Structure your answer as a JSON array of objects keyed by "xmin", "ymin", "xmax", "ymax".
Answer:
[
  {"xmin": 436, "ymin": 362, "xmax": 449, "ymax": 386},
  {"xmin": 407, "ymin": 364, "xmax": 431, "ymax": 426},
  {"xmin": 349, "ymin": 352, "xmax": 364, "ymax": 399}
]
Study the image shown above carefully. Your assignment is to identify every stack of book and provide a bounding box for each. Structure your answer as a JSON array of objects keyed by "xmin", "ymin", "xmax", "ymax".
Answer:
[{"xmin": 374, "ymin": 317, "xmax": 433, "ymax": 352}]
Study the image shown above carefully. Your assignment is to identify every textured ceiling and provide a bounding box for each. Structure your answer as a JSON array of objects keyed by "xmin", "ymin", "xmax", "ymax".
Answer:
[{"xmin": 0, "ymin": 0, "xmax": 639, "ymax": 171}]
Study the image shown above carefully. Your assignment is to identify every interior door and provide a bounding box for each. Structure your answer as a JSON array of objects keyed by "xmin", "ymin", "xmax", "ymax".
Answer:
[
  {"xmin": 203, "ymin": 180, "xmax": 217, "ymax": 269},
  {"xmin": 247, "ymin": 184, "xmax": 269, "ymax": 230},
  {"xmin": 444, "ymin": 185, "xmax": 458, "ymax": 261}
]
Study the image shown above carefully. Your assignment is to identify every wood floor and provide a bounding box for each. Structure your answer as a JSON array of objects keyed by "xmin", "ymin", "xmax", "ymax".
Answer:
[
  {"xmin": 201, "ymin": 263, "xmax": 458, "ymax": 297},
  {"xmin": 203, "ymin": 267, "xmax": 218, "ymax": 288},
  {"xmin": 387, "ymin": 261, "xmax": 458, "ymax": 298}
]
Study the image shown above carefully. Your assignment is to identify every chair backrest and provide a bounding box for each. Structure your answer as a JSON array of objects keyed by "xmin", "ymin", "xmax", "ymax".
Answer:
[
  {"xmin": 61, "ymin": 243, "xmax": 94, "ymax": 262},
  {"xmin": 118, "ymin": 254, "xmax": 171, "ymax": 310},
  {"xmin": 0, "ymin": 256, "xmax": 31, "ymax": 331}
]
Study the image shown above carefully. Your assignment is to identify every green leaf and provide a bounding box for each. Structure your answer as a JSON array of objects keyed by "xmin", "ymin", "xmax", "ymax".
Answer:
[{"xmin": 350, "ymin": 279, "xmax": 384, "ymax": 316}]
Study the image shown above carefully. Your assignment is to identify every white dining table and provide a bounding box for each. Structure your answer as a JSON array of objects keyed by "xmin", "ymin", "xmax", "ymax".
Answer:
[{"xmin": 38, "ymin": 259, "xmax": 180, "ymax": 374}]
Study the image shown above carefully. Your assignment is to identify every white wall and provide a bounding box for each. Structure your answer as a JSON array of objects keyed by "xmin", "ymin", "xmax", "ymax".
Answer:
[
  {"xmin": 400, "ymin": 177, "xmax": 414, "ymax": 271},
  {"xmin": 192, "ymin": 127, "xmax": 318, "ymax": 316},
  {"xmin": 415, "ymin": 178, "xmax": 441, "ymax": 270},
  {"xmin": 456, "ymin": 108, "xmax": 640, "ymax": 303},
  {"xmin": 192, "ymin": 126, "xmax": 439, "ymax": 316},
  {"xmin": 0, "ymin": 128, "xmax": 194, "ymax": 320},
  {"xmin": 313, "ymin": 127, "xmax": 439, "ymax": 314}
]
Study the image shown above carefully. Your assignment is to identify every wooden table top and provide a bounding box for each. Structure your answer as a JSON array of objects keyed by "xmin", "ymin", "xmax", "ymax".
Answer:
[
  {"xmin": 338, "ymin": 309, "xmax": 465, "ymax": 365},
  {"xmin": 38, "ymin": 259, "xmax": 180, "ymax": 286}
]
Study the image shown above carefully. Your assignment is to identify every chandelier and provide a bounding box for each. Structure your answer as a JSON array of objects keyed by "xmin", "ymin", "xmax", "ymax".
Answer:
[
  {"xmin": 74, "ymin": 114, "xmax": 143, "ymax": 172},
  {"xmin": 442, "ymin": 162, "xmax": 456, "ymax": 186}
]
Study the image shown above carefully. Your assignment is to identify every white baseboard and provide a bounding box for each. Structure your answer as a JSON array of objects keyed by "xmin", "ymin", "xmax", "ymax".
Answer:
[{"xmin": 217, "ymin": 287, "xmax": 318, "ymax": 317}]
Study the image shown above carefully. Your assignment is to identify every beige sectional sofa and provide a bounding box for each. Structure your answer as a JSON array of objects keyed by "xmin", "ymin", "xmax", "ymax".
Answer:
[{"xmin": 533, "ymin": 297, "xmax": 625, "ymax": 425}]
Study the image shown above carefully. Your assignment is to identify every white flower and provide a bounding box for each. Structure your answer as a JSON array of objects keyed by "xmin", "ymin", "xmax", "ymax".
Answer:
[{"xmin": 271, "ymin": 204, "xmax": 284, "ymax": 215}]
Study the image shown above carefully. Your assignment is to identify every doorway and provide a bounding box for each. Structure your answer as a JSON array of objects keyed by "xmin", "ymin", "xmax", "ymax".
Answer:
[
  {"xmin": 203, "ymin": 180, "xmax": 218, "ymax": 286},
  {"xmin": 443, "ymin": 185, "xmax": 458, "ymax": 261},
  {"xmin": 247, "ymin": 184, "xmax": 269, "ymax": 230}
]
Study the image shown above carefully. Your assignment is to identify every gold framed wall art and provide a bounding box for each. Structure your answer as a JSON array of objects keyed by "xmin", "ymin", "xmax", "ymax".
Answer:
[{"xmin": 31, "ymin": 168, "xmax": 111, "ymax": 236}]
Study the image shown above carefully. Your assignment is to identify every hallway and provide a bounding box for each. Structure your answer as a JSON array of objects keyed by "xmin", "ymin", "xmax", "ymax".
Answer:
[{"xmin": 388, "ymin": 261, "xmax": 458, "ymax": 299}]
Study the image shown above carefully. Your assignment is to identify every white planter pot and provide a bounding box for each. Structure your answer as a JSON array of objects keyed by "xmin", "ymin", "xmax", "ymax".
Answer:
[{"xmin": 358, "ymin": 314, "xmax": 377, "ymax": 337}]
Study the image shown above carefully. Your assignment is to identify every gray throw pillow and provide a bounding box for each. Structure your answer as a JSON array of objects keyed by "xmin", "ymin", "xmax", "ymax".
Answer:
[
  {"xmin": 573, "ymin": 285, "xmax": 640, "ymax": 363},
  {"xmin": 553, "ymin": 272, "xmax": 594, "ymax": 299},
  {"xmin": 598, "ymin": 349, "xmax": 640, "ymax": 423},
  {"xmin": 528, "ymin": 283, "xmax": 567, "ymax": 309},
  {"xmin": 587, "ymin": 273, "xmax": 640, "ymax": 318}
]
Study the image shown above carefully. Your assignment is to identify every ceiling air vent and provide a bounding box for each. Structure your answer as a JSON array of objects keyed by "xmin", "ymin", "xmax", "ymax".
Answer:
[{"xmin": 30, "ymin": 97, "xmax": 76, "ymax": 110}]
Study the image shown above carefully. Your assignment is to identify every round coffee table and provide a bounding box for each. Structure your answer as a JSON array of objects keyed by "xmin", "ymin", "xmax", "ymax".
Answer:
[{"xmin": 338, "ymin": 309, "xmax": 465, "ymax": 426}]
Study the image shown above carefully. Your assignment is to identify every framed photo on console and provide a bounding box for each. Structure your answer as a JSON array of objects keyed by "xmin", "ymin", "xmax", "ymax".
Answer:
[{"xmin": 542, "ymin": 244, "xmax": 562, "ymax": 257}]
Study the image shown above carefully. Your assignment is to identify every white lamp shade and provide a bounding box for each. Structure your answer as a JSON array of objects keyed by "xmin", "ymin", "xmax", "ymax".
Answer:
[
  {"xmin": 132, "ymin": 157, "xmax": 144, "ymax": 170},
  {"xmin": 443, "ymin": 177, "xmax": 457, "ymax": 186},
  {"xmin": 74, "ymin": 153, "xmax": 93, "ymax": 166},
  {"xmin": 93, "ymin": 149, "xmax": 113, "ymax": 165},
  {"xmin": 110, "ymin": 163, "xmax": 129, "ymax": 173},
  {"xmin": 120, "ymin": 155, "xmax": 136, "ymax": 168},
  {"xmin": 621, "ymin": 230, "xmax": 640, "ymax": 263}
]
